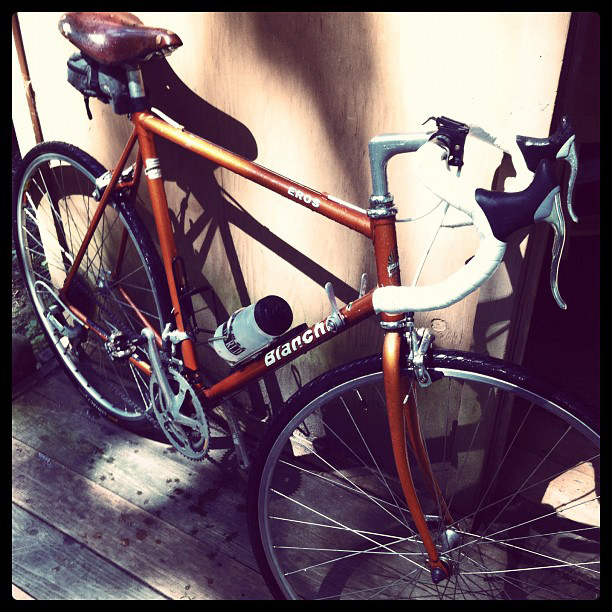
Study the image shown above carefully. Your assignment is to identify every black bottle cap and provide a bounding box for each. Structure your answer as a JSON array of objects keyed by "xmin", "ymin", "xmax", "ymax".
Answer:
[{"xmin": 254, "ymin": 295, "xmax": 293, "ymax": 337}]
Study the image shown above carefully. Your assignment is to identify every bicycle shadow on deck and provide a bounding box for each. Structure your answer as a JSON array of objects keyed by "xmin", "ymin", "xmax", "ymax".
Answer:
[{"xmin": 139, "ymin": 58, "xmax": 360, "ymax": 416}]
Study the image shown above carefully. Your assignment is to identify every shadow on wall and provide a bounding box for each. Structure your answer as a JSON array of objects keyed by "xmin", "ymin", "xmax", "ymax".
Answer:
[
  {"xmin": 140, "ymin": 56, "xmax": 361, "ymax": 314},
  {"xmin": 241, "ymin": 11, "xmax": 377, "ymax": 204},
  {"xmin": 132, "ymin": 14, "xmax": 383, "ymax": 414},
  {"xmin": 139, "ymin": 51, "xmax": 366, "ymax": 414},
  {"xmin": 137, "ymin": 13, "xmax": 522, "ymax": 380},
  {"xmin": 239, "ymin": 12, "xmax": 528, "ymax": 360},
  {"xmin": 140, "ymin": 57, "xmax": 277, "ymax": 416}
]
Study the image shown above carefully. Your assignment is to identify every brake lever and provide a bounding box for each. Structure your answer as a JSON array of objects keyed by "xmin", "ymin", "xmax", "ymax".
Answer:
[
  {"xmin": 535, "ymin": 190, "xmax": 567, "ymax": 310},
  {"xmin": 557, "ymin": 134, "xmax": 579, "ymax": 223},
  {"xmin": 544, "ymin": 128, "xmax": 579, "ymax": 308},
  {"xmin": 516, "ymin": 116, "xmax": 580, "ymax": 224}
]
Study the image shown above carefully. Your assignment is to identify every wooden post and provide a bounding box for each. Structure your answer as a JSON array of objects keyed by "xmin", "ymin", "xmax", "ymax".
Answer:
[{"xmin": 12, "ymin": 13, "xmax": 44, "ymax": 145}]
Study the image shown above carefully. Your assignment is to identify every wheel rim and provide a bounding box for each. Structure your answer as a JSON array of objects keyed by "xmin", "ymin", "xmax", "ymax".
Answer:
[
  {"xmin": 257, "ymin": 367, "xmax": 600, "ymax": 600},
  {"xmin": 16, "ymin": 152, "xmax": 163, "ymax": 421}
]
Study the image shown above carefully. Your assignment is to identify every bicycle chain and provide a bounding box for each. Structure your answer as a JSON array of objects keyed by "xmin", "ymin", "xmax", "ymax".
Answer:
[
  {"xmin": 68, "ymin": 270, "xmax": 211, "ymax": 461},
  {"xmin": 67, "ymin": 273, "xmax": 158, "ymax": 418},
  {"xmin": 68, "ymin": 273, "xmax": 130, "ymax": 338}
]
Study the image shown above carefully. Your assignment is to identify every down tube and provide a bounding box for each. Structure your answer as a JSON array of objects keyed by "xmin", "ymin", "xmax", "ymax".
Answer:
[{"xmin": 202, "ymin": 292, "xmax": 375, "ymax": 405}]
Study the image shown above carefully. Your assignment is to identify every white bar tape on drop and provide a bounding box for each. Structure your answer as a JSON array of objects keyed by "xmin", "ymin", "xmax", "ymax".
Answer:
[{"xmin": 372, "ymin": 141, "xmax": 507, "ymax": 314}]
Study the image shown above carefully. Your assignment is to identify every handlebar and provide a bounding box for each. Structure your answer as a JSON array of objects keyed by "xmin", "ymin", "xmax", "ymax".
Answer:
[{"xmin": 369, "ymin": 115, "xmax": 578, "ymax": 314}]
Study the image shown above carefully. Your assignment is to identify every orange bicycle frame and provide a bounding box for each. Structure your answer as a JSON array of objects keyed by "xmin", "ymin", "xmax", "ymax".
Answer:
[{"xmin": 59, "ymin": 108, "xmax": 450, "ymax": 578}]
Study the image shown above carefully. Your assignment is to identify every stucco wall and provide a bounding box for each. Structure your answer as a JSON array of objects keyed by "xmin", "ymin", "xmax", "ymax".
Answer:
[{"xmin": 12, "ymin": 12, "xmax": 570, "ymax": 400}]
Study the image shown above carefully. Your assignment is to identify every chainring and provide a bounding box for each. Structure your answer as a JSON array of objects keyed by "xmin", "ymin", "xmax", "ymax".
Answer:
[{"xmin": 149, "ymin": 367, "xmax": 210, "ymax": 461}]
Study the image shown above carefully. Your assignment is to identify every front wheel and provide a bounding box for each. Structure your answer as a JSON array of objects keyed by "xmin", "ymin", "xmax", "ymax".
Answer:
[{"xmin": 247, "ymin": 351, "xmax": 599, "ymax": 600}]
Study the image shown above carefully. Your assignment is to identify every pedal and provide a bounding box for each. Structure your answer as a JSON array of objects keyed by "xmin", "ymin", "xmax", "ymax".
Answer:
[{"xmin": 105, "ymin": 330, "xmax": 138, "ymax": 360}]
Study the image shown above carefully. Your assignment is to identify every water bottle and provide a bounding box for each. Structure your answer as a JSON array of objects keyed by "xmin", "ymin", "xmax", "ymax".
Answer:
[{"xmin": 212, "ymin": 295, "xmax": 293, "ymax": 364}]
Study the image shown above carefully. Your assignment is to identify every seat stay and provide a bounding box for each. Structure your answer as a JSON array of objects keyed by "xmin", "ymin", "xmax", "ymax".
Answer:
[{"xmin": 60, "ymin": 129, "xmax": 138, "ymax": 299}]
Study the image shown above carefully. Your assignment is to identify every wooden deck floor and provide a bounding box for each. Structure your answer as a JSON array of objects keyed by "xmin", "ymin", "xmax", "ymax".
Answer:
[{"xmin": 12, "ymin": 363, "xmax": 272, "ymax": 600}]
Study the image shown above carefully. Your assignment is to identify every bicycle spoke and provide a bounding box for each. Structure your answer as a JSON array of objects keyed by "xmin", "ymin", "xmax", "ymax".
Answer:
[
  {"xmin": 447, "ymin": 454, "xmax": 600, "ymax": 533},
  {"xmin": 270, "ymin": 486, "xmax": 427, "ymax": 573},
  {"xmin": 256, "ymin": 364, "xmax": 599, "ymax": 599},
  {"xmin": 270, "ymin": 515, "xmax": 414, "ymax": 541},
  {"xmin": 478, "ymin": 426, "xmax": 572, "ymax": 540},
  {"xmin": 276, "ymin": 458, "xmax": 410, "ymax": 516},
  {"xmin": 15, "ymin": 149, "xmax": 165, "ymax": 424},
  {"xmin": 341, "ymin": 395, "xmax": 409, "ymax": 522},
  {"xmin": 286, "ymin": 432, "xmax": 417, "ymax": 535}
]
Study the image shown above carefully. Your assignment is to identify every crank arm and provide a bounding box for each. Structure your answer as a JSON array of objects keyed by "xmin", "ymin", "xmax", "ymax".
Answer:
[
  {"xmin": 173, "ymin": 413, "xmax": 201, "ymax": 429},
  {"xmin": 221, "ymin": 404, "xmax": 250, "ymax": 470},
  {"xmin": 142, "ymin": 327, "xmax": 174, "ymax": 407}
]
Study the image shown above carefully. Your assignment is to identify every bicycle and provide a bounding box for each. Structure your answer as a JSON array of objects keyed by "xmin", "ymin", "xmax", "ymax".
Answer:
[{"xmin": 12, "ymin": 12, "xmax": 599, "ymax": 600}]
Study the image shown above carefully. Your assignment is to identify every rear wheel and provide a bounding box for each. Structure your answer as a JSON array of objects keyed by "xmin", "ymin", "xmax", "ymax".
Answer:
[
  {"xmin": 13, "ymin": 141, "xmax": 172, "ymax": 432},
  {"xmin": 247, "ymin": 352, "xmax": 600, "ymax": 599}
]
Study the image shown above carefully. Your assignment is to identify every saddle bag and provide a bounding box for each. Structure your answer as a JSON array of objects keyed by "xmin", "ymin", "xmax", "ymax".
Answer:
[{"xmin": 67, "ymin": 52, "xmax": 147, "ymax": 118}]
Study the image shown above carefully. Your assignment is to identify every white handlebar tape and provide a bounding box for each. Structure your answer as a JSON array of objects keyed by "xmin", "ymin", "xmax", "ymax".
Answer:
[
  {"xmin": 372, "ymin": 141, "xmax": 507, "ymax": 314},
  {"xmin": 468, "ymin": 124, "xmax": 534, "ymax": 190}
]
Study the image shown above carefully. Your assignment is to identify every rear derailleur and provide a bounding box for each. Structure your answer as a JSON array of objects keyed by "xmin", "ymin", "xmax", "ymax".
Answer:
[{"xmin": 105, "ymin": 329, "xmax": 140, "ymax": 360}]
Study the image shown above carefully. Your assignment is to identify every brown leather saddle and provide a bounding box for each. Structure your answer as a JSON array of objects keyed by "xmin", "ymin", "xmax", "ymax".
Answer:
[{"xmin": 58, "ymin": 12, "xmax": 182, "ymax": 66}]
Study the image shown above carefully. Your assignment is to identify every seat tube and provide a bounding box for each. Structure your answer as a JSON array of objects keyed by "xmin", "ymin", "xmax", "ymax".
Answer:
[{"xmin": 133, "ymin": 114, "xmax": 198, "ymax": 371}]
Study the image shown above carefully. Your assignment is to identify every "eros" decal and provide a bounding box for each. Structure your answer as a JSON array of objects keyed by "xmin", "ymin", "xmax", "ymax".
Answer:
[{"xmin": 288, "ymin": 186, "xmax": 321, "ymax": 208}]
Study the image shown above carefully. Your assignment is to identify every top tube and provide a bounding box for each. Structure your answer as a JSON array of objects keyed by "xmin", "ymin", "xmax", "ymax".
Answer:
[{"xmin": 133, "ymin": 111, "xmax": 373, "ymax": 238}]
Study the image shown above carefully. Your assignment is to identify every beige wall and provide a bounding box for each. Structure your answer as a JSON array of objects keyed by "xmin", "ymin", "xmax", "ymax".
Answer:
[{"xmin": 12, "ymin": 12, "xmax": 570, "ymax": 399}]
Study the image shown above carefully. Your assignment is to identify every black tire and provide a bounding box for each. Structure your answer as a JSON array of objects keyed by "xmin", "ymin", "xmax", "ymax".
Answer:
[
  {"xmin": 13, "ymin": 141, "xmax": 172, "ymax": 435},
  {"xmin": 247, "ymin": 351, "xmax": 599, "ymax": 600}
]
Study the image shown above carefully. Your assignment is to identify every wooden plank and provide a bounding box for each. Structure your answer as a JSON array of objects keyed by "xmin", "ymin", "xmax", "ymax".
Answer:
[
  {"xmin": 499, "ymin": 446, "xmax": 599, "ymax": 527},
  {"xmin": 12, "ymin": 438, "xmax": 271, "ymax": 600},
  {"xmin": 12, "ymin": 584, "xmax": 35, "ymax": 600},
  {"xmin": 11, "ymin": 369, "xmax": 259, "ymax": 571},
  {"xmin": 12, "ymin": 504, "xmax": 167, "ymax": 600},
  {"xmin": 11, "ymin": 358, "xmax": 58, "ymax": 401}
]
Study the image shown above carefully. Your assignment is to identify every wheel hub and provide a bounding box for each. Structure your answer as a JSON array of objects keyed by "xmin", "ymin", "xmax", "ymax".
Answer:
[
  {"xmin": 439, "ymin": 527, "xmax": 461, "ymax": 552},
  {"xmin": 104, "ymin": 330, "xmax": 138, "ymax": 360}
]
